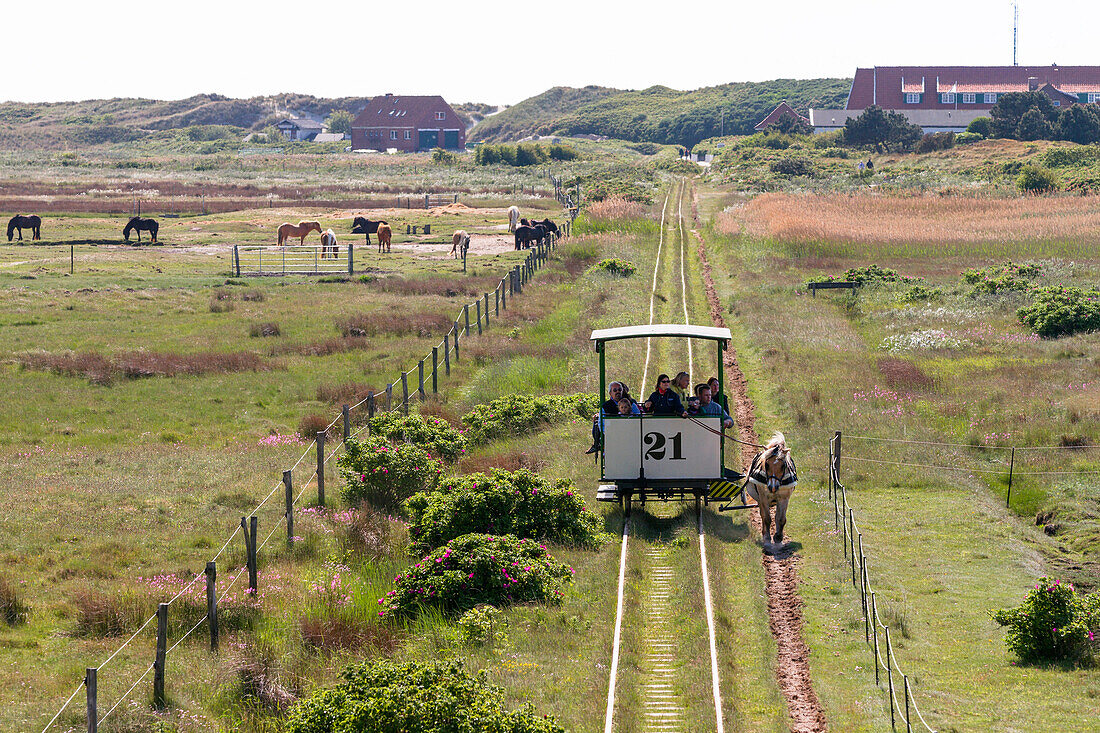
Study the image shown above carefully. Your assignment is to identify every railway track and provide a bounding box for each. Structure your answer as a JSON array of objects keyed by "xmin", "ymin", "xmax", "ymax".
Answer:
[{"xmin": 603, "ymin": 181, "xmax": 724, "ymax": 733}]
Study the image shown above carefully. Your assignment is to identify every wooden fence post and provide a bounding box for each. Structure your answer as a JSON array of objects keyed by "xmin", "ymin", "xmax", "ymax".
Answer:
[
  {"xmin": 348, "ymin": 240, "xmax": 354, "ymax": 275},
  {"xmin": 885, "ymin": 627, "xmax": 896, "ymax": 729},
  {"xmin": 444, "ymin": 333, "xmax": 451, "ymax": 375},
  {"xmin": 367, "ymin": 392, "xmax": 375, "ymax": 420},
  {"xmin": 401, "ymin": 372, "xmax": 409, "ymax": 415},
  {"xmin": 154, "ymin": 603, "xmax": 167, "ymax": 708},
  {"xmin": 233, "ymin": 245, "xmax": 240, "ymax": 278},
  {"xmin": 464, "ymin": 304, "xmax": 471, "ymax": 336},
  {"xmin": 484, "ymin": 293, "xmax": 490, "ymax": 326},
  {"xmin": 454, "ymin": 324, "xmax": 460, "ymax": 361},
  {"xmin": 385, "ymin": 384, "xmax": 393, "ymax": 412},
  {"xmin": 86, "ymin": 668, "xmax": 97, "ymax": 733},
  {"xmin": 283, "ymin": 470, "xmax": 294, "ymax": 546},
  {"xmin": 833, "ymin": 430, "xmax": 842, "ymax": 480},
  {"xmin": 241, "ymin": 516, "xmax": 258, "ymax": 592},
  {"xmin": 871, "ymin": 592, "xmax": 880, "ymax": 685},
  {"xmin": 1007, "ymin": 446, "xmax": 1015, "ymax": 508},
  {"xmin": 205, "ymin": 561, "xmax": 218, "ymax": 652},
  {"xmin": 495, "ymin": 286, "xmax": 500, "ymax": 316},
  {"xmin": 418, "ymin": 359, "xmax": 426, "ymax": 399},
  {"xmin": 432, "ymin": 347, "xmax": 439, "ymax": 393},
  {"xmin": 316, "ymin": 432, "xmax": 325, "ymax": 507},
  {"xmin": 476, "ymin": 300, "xmax": 482, "ymax": 335},
  {"xmin": 342, "ymin": 404, "xmax": 350, "ymax": 443}
]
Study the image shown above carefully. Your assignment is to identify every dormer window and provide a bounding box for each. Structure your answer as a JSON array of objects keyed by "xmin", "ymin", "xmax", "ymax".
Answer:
[
  {"xmin": 962, "ymin": 93, "xmax": 976, "ymax": 104},
  {"xmin": 941, "ymin": 92, "xmax": 956, "ymax": 104},
  {"xmin": 905, "ymin": 93, "xmax": 920, "ymax": 104},
  {"xmin": 985, "ymin": 92, "xmax": 998, "ymax": 104},
  {"xmin": 436, "ymin": 112, "xmax": 445, "ymax": 120}
]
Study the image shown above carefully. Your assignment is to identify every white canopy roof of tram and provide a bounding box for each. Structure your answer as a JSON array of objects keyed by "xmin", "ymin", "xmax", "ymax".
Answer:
[{"xmin": 590, "ymin": 324, "xmax": 732, "ymax": 347}]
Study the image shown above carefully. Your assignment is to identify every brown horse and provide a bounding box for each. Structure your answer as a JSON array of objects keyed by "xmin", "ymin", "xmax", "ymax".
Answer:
[
  {"xmin": 376, "ymin": 223, "xmax": 392, "ymax": 253},
  {"xmin": 277, "ymin": 221, "xmax": 321, "ymax": 246},
  {"xmin": 745, "ymin": 432, "xmax": 799, "ymax": 546},
  {"xmin": 450, "ymin": 230, "xmax": 470, "ymax": 259},
  {"xmin": 320, "ymin": 229, "xmax": 338, "ymax": 259}
]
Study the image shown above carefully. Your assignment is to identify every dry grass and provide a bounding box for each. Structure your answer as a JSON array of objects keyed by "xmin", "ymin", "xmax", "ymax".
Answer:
[
  {"xmin": 584, "ymin": 197, "xmax": 649, "ymax": 221},
  {"xmin": 743, "ymin": 192, "xmax": 1100, "ymax": 243},
  {"xmin": 70, "ymin": 586, "xmax": 150, "ymax": 636},
  {"xmin": 298, "ymin": 615, "xmax": 403, "ymax": 653},
  {"xmin": 457, "ymin": 447, "xmax": 548, "ymax": 474},
  {"xmin": 315, "ymin": 382, "xmax": 378, "ymax": 406},
  {"xmin": 877, "ymin": 357, "xmax": 933, "ymax": 390},
  {"xmin": 367, "ymin": 275, "xmax": 502, "ymax": 298},
  {"xmin": 297, "ymin": 414, "xmax": 338, "ymax": 440},
  {"xmin": 270, "ymin": 337, "xmax": 372, "ymax": 357},
  {"xmin": 17, "ymin": 350, "xmax": 270, "ymax": 384},
  {"xmin": 336, "ymin": 312, "xmax": 453, "ymax": 338},
  {"xmin": 249, "ymin": 322, "xmax": 280, "ymax": 338},
  {"xmin": 0, "ymin": 576, "xmax": 28, "ymax": 626},
  {"xmin": 226, "ymin": 643, "xmax": 297, "ymax": 712},
  {"xmin": 343, "ymin": 505, "xmax": 410, "ymax": 562}
]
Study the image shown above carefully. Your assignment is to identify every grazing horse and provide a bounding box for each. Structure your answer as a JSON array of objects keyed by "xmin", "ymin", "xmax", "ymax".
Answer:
[
  {"xmin": 507, "ymin": 205, "xmax": 520, "ymax": 233},
  {"xmin": 450, "ymin": 230, "xmax": 470, "ymax": 259},
  {"xmin": 123, "ymin": 216, "xmax": 159, "ymax": 244},
  {"xmin": 278, "ymin": 221, "xmax": 322, "ymax": 246},
  {"xmin": 376, "ymin": 223, "xmax": 392, "ymax": 253},
  {"xmin": 320, "ymin": 229, "xmax": 339, "ymax": 259},
  {"xmin": 745, "ymin": 432, "xmax": 798, "ymax": 546},
  {"xmin": 7, "ymin": 214, "xmax": 41, "ymax": 242},
  {"xmin": 351, "ymin": 217, "xmax": 386, "ymax": 244},
  {"xmin": 513, "ymin": 225, "xmax": 544, "ymax": 250},
  {"xmin": 532, "ymin": 218, "xmax": 559, "ymax": 240}
]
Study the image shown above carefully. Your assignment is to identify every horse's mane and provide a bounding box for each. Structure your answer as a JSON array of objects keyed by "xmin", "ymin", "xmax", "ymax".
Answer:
[
  {"xmin": 6, "ymin": 217, "xmax": 15, "ymax": 237},
  {"xmin": 764, "ymin": 431, "xmax": 788, "ymax": 459}
]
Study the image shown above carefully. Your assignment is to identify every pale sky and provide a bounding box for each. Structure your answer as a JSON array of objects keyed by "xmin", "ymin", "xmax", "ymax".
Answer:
[{"xmin": 4, "ymin": 0, "xmax": 1095, "ymax": 106}]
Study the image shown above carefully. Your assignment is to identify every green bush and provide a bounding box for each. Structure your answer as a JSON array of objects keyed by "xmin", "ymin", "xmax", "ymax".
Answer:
[
  {"xmin": 430, "ymin": 147, "xmax": 457, "ymax": 165},
  {"xmin": 915, "ymin": 131, "xmax": 955, "ymax": 153},
  {"xmin": 458, "ymin": 605, "xmax": 507, "ymax": 645},
  {"xmin": 592, "ymin": 258, "xmax": 637, "ymax": 276},
  {"xmin": 1040, "ymin": 145, "xmax": 1100, "ymax": 168},
  {"xmin": 811, "ymin": 264, "xmax": 917, "ymax": 286},
  {"xmin": 967, "ymin": 116, "xmax": 993, "ymax": 137},
  {"xmin": 955, "ymin": 131, "xmax": 984, "ymax": 144},
  {"xmin": 369, "ymin": 412, "xmax": 468, "ymax": 463},
  {"xmin": 820, "ymin": 147, "xmax": 850, "ymax": 158},
  {"xmin": 768, "ymin": 156, "xmax": 815, "ymax": 176},
  {"xmin": 286, "ymin": 660, "xmax": 564, "ymax": 733},
  {"xmin": 991, "ymin": 578, "xmax": 1099, "ymax": 663},
  {"xmin": 1017, "ymin": 164, "xmax": 1059, "ymax": 193},
  {"xmin": 628, "ymin": 142, "xmax": 662, "ymax": 155},
  {"xmin": 378, "ymin": 534, "xmax": 573, "ymax": 619},
  {"xmin": 656, "ymin": 158, "xmax": 701, "ymax": 175},
  {"xmin": 1018, "ymin": 285, "xmax": 1100, "ymax": 338},
  {"xmin": 548, "ymin": 143, "xmax": 579, "ymax": 160},
  {"xmin": 896, "ymin": 285, "xmax": 941, "ymax": 303},
  {"xmin": 461, "ymin": 393, "xmax": 599, "ymax": 445},
  {"xmin": 963, "ymin": 262, "xmax": 1041, "ymax": 296},
  {"xmin": 405, "ymin": 468, "xmax": 608, "ymax": 552},
  {"xmin": 336, "ymin": 435, "xmax": 443, "ymax": 512}
]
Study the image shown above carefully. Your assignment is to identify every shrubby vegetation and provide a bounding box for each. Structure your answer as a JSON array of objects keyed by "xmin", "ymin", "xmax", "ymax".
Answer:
[
  {"xmin": 336, "ymin": 435, "xmax": 442, "ymax": 511},
  {"xmin": 1018, "ymin": 285, "xmax": 1100, "ymax": 337},
  {"xmin": 404, "ymin": 468, "xmax": 608, "ymax": 552},
  {"xmin": 964, "ymin": 262, "xmax": 1041, "ymax": 296},
  {"xmin": 286, "ymin": 660, "xmax": 564, "ymax": 733},
  {"xmin": 473, "ymin": 142, "xmax": 578, "ymax": 166},
  {"xmin": 991, "ymin": 578, "xmax": 1099, "ymax": 663},
  {"xmin": 461, "ymin": 393, "xmax": 599, "ymax": 445},
  {"xmin": 769, "ymin": 156, "xmax": 815, "ymax": 176},
  {"xmin": 377, "ymin": 534, "xmax": 573, "ymax": 619},
  {"xmin": 369, "ymin": 412, "xmax": 468, "ymax": 462},
  {"xmin": 840, "ymin": 105, "xmax": 923, "ymax": 152},
  {"xmin": 1017, "ymin": 164, "xmax": 1060, "ymax": 193},
  {"xmin": 592, "ymin": 258, "xmax": 637, "ymax": 276},
  {"xmin": 811, "ymin": 264, "xmax": 919, "ymax": 285}
]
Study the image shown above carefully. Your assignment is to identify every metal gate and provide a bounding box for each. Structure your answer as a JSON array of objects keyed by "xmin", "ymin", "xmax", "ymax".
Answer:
[
  {"xmin": 233, "ymin": 244, "xmax": 354, "ymax": 277},
  {"xmin": 418, "ymin": 130, "xmax": 439, "ymax": 150}
]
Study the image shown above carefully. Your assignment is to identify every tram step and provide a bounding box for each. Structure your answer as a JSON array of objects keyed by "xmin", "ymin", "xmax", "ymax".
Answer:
[{"xmin": 597, "ymin": 484, "xmax": 620, "ymax": 502}]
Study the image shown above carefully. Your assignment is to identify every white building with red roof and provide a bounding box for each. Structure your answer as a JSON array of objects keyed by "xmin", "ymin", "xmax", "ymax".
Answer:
[{"xmin": 810, "ymin": 65, "xmax": 1100, "ymax": 133}]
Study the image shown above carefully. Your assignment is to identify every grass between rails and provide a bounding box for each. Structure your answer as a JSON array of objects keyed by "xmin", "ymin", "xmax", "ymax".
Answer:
[{"xmin": 699, "ymin": 184, "xmax": 1100, "ymax": 732}]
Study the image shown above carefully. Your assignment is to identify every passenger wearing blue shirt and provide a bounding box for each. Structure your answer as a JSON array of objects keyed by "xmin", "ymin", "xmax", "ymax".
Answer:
[
  {"xmin": 644, "ymin": 374, "xmax": 688, "ymax": 417},
  {"xmin": 693, "ymin": 384, "xmax": 733, "ymax": 428}
]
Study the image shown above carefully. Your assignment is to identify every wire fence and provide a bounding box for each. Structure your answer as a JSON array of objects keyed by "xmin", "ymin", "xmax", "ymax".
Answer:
[
  {"xmin": 40, "ymin": 236, "xmax": 562, "ymax": 732},
  {"xmin": 828, "ymin": 432, "xmax": 936, "ymax": 733}
]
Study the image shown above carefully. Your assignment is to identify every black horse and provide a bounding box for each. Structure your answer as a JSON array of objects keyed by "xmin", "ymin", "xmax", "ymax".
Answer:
[
  {"xmin": 123, "ymin": 216, "xmax": 159, "ymax": 244},
  {"xmin": 514, "ymin": 225, "xmax": 546, "ymax": 250},
  {"xmin": 532, "ymin": 218, "xmax": 559, "ymax": 238},
  {"xmin": 351, "ymin": 217, "xmax": 387, "ymax": 244},
  {"xmin": 7, "ymin": 214, "xmax": 41, "ymax": 242}
]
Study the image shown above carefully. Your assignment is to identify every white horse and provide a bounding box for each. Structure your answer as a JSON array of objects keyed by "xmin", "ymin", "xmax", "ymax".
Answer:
[
  {"xmin": 320, "ymin": 229, "xmax": 338, "ymax": 259},
  {"xmin": 507, "ymin": 205, "xmax": 520, "ymax": 233},
  {"xmin": 450, "ymin": 230, "xmax": 470, "ymax": 259},
  {"xmin": 745, "ymin": 432, "xmax": 798, "ymax": 546}
]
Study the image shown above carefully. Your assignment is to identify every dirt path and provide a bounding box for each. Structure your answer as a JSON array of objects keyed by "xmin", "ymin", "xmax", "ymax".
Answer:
[{"xmin": 692, "ymin": 204, "xmax": 827, "ymax": 732}]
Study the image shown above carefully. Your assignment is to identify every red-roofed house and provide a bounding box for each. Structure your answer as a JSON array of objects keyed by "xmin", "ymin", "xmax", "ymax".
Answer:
[
  {"xmin": 810, "ymin": 65, "xmax": 1100, "ymax": 133},
  {"xmin": 754, "ymin": 102, "xmax": 811, "ymax": 132},
  {"xmin": 351, "ymin": 94, "xmax": 465, "ymax": 152}
]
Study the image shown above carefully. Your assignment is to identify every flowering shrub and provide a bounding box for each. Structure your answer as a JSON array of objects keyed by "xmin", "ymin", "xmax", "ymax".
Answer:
[
  {"xmin": 811, "ymin": 264, "xmax": 919, "ymax": 286},
  {"xmin": 377, "ymin": 534, "xmax": 573, "ymax": 619},
  {"xmin": 964, "ymin": 261, "xmax": 1040, "ymax": 296},
  {"xmin": 337, "ymin": 435, "xmax": 442, "ymax": 512},
  {"xmin": 458, "ymin": 605, "xmax": 507, "ymax": 645},
  {"xmin": 592, "ymin": 258, "xmax": 638, "ymax": 277},
  {"xmin": 368, "ymin": 412, "xmax": 467, "ymax": 463},
  {"xmin": 991, "ymin": 578, "xmax": 1099, "ymax": 662},
  {"xmin": 405, "ymin": 469, "xmax": 609, "ymax": 553},
  {"xmin": 1017, "ymin": 286, "xmax": 1100, "ymax": 337},
  {"xmin": 462, "ymin": 393, "xmax": 599, "ymax": 445},
  {"xmin": 286, "ymin": 660, "xmax": 564, "ymax": 733},
  {"xmin": 896, "ymin": 285, "xmax": 940, "ymax": 303}
]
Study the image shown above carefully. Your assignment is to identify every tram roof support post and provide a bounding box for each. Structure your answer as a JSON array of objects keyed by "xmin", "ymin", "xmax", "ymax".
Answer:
[{"xmin": 597, "ymin": 342, "xmax": 605, "ymax": 424}]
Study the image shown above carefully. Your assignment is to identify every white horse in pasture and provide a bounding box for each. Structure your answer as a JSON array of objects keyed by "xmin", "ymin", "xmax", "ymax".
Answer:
[
  {"xmin": 450, "ymin": 230, "xmax": 470, "ymax": 259},
  {"xmin": 507, "ymin": 205, "xmax": 520, "ymax": 233},
  {"xmin": 745, "ymin": 432, "xmax": 798, "ymax": 546},
  {"xmin": 320, "ymin": 229, "xmax": 338, "ymax": 259}
]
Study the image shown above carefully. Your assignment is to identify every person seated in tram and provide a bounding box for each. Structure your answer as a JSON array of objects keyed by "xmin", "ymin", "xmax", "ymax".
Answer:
[
  {"xmin": 586, "ymin": 381, "xmax": 629, "ymax": 454},
  {"xmin": 707, "ymin": 376, "xmax": 730, "ymax": 416},
  {"xmin": 644, "ymin": 374, "xmax": 688, "ymax": 417},
  {"xmin": 670, "ymin": 371, "xmax": 692, "ymax": 403},
  {"xmin": 692, "ymin": 383, "xmax": 734, "ymax": 428},
  {"xmin": 617, "ymin": 396, "xmax": 641, "ymax": 416}
]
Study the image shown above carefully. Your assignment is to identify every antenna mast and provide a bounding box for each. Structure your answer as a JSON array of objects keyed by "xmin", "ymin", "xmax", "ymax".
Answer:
[{"xmin": 1013, "ymin": 2, "xmax": 1019, "ymax": 66}]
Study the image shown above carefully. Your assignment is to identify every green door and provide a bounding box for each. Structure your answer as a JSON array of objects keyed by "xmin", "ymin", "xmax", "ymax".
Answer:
[
  {"xmin": 444, "ymin": 130, "xmax": 459, "ymax": 149},
  {"xmin": 418, "ymin": 130, "xmax": 438, "ymax": 150}
]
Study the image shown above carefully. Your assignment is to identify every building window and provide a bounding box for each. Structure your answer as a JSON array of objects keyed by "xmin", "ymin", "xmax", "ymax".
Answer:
[
  {"xmin": 1089, "ymin": 93, "xmax": 1100, "ymax": 103},
  {"xmin": 1053, "ymin": 101, "xmax": 1061, "ymax": 107},
  {"xmin": 962, "ymin": 93, "xmax": 976, "ymax": 104},
  {"xmin": 941, "ymin": 93, "xmax": 956, "ymax": 104},
  {"xmin": 985, "ymin": 92, "xmax": 998, "ymax": 104},
  {"xmin": 390, "ymin": 130, "xmax": 398, "ymax": 140},
  {"xmin": 436, "ymin": 112, "xmax": 445, "ymax": 120},
  {"xmin": 404, "ymin": 130, "xmax": 411, "ymax": 140},
  {"xmin": 905, "ymin": 93, "xmax": 920, "ymax": 104}
]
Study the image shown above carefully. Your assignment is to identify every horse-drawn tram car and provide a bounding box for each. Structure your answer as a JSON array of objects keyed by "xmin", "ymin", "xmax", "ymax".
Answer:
[{"xmin": 590, "ymin": 324, "xmax": 752, "ymax": 513}]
